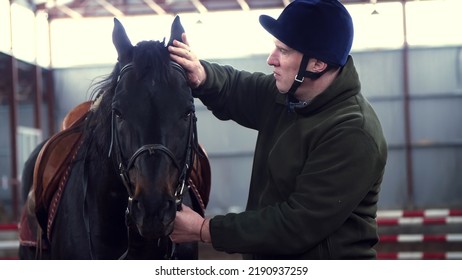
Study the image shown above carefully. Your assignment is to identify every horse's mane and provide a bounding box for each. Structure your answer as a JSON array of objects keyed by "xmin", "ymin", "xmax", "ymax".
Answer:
[{"xmin": 85, "ymin": 40, "xmax": 172, "ymax": 157}]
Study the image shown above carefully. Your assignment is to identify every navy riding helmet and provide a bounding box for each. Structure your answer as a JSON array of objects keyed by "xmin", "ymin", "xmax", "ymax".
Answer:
[{"xmin": 259, "ymin": 0, "xmax": 354, "ymax": 67}]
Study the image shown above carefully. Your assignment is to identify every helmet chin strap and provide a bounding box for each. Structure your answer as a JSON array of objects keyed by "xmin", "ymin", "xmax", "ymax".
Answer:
[{"xmin": 286, "ymin": 54, "xmax": 323, "ymax": 112}]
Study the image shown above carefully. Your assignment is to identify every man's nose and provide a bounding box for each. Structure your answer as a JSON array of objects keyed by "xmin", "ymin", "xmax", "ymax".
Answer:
[{"xmin": 267, "ymin": 51, "xmax": 278, "ymax": 67}]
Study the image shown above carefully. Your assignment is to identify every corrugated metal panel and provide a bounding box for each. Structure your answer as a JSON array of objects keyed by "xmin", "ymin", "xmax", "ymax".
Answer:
[
  {"xmin": 354, "ymin": 50, "xmax": 404, "ymax": 99},
  {"xmin": 409, "ymin": 47, "xmax": 462, "ymax": 95}
]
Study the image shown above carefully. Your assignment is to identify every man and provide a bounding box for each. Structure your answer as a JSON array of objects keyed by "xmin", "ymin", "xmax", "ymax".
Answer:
[{"xmin": 169, "ymin": 0, "xmax": 387, "ymax": 259}]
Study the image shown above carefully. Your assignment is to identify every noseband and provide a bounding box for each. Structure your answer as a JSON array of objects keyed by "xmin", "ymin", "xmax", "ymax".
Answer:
[{"xmin": 108, "ymin": 62, "xmax": 197, "ymax": 212}]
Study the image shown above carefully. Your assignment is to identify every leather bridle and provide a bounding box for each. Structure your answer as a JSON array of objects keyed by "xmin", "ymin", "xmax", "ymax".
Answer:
[{"xmin": 108, "ymin": 62, "xmax": 197, "ymax": 214}]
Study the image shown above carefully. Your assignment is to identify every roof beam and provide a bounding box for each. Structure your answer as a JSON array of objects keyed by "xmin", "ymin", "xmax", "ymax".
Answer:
[
  {"xmin": 57, "ymin": 5, "xmax": 83, "ymax": 19},
  {"xmin": 236, "ymin": 0, "xmax": 249, "ymax": 11},
  {"xmin": 95, "ymin": 0, "xmax": 125, "ymax": 17},
  {"xmin": 190, "ymin": 0, "xmax": 208, "ymax": 14},
  {"xmin": 143, "ymin": 0, "xmax": 167, "ymax": 15}
]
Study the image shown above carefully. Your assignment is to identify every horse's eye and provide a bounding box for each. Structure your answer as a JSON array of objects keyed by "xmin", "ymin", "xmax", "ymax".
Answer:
[
  {"xmin": 113, "ymin": 109, "xmax": 123, "ymax": 119},
  {"xmin": 184, "ymin": 111, "xmax": 192, "ymax": 121}
]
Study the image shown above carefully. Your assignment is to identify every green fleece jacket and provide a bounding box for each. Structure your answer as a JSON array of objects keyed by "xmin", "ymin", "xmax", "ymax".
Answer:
[{"xmin": 194, "ymin": 56, "xmax": 387, "ymax": 259}]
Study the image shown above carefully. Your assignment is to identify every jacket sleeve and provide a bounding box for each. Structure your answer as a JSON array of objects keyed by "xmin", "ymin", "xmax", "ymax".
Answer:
[{"xmin": 193, "ymin": 60, "xmax": 276, "ymax": 130}]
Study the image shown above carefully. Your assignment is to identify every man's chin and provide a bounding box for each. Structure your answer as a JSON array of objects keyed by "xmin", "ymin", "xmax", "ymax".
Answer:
[
  {"xmin": 275, "ymin": 83, "xmax": 289, "ymax": 94},
  {"xmin": 276, "ymin": 86, "xmax": 288, "ymax": 94}
]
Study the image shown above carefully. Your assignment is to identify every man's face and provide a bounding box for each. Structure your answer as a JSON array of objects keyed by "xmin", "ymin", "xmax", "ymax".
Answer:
[{"xmin": 267, "ymin": 39, "xmax": 303, "ymax": 94}]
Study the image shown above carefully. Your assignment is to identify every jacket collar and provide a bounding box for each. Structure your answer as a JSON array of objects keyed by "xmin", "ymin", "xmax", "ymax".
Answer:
[{"xmin": 276, "ymin": 55, "xmax": 360, "ymax": 116}]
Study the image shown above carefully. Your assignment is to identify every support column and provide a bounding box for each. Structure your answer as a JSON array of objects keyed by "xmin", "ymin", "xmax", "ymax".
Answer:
[
  {"xmin": 7, "ymin": 0, "xmax": 19, "ymax": 221},
  {"xmin": 401, "ymin": 1, "xmax": 415, "ymax": 209},
  {"xmin": 7, "ymin": 56, "xmax": 19, "ymax": 221}
]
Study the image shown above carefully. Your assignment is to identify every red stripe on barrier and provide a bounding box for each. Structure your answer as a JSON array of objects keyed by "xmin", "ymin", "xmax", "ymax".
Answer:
[
  {"xmin": 423, "ymin": 235, "xmax": 447, "ymax": 242},
  {"xmin": 0, "ymin": 224, "xmax": 18, "ymax": 231},
  {"xmin": 421, "ymin": 252, "xmax": 447, "ymax": 259},
  {"xmin": 379, "ymin": 235, "xmax": 399, "ymax": 242},
  {"xmin": 377, "ymin": 252, "xmax": 453, "ymax": 260},
  {"xmin": 377, "ymin": 252, "xmax": 399, "ymax": 259},
  {"xmin": 402, "ymin": 210, "xmax": 429, "ymax": 217},
  {"xmin": 420, "ymin": 217, "xmax": 447, "ymax": 225},
  {"xmin": 377, "ymin": 219, "xmax": 400, "ymax": 226},
  {"xmin": 449, "ymin": 209, "xmax": 462, "ymax": 216}
]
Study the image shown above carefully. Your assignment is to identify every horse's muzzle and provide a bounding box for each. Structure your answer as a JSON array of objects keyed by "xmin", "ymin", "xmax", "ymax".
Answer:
[{"xmin": 131, "ymin": 197, "xmax": 176, "ymax": 239}]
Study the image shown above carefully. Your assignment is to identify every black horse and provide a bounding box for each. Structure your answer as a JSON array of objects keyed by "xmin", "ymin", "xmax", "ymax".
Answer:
[{"xmin": 18, "ymin": 17, "xmax": 209, "ymax": 259}]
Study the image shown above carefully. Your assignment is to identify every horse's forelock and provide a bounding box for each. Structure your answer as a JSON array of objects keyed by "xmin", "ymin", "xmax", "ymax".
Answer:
[{"xmin": 133, "ymin": 40, "xmax": 171, "ymax": 84}]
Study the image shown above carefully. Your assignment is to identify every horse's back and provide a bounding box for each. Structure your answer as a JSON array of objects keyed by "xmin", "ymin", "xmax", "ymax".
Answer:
[{"xmin": 21, "ymin": 140, "xmax": 46, "ymax": 205}]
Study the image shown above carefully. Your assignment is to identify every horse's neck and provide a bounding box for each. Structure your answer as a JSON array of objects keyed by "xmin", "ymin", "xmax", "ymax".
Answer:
[
  {"xmin": 84, "ymin": 141, "xmax": 127, "ymax": 205},
  {"xmin": 78, "ymin": 139, "xmax": 130, "ymax": 258}
]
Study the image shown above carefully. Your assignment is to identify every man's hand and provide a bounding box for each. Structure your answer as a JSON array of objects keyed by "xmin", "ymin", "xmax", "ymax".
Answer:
[
  {"xmin": 168, "ymin": 33, "xmax": 206, "ymax": 89},
  {"xmin": 170, "ymin": 204, "xmax": 211, "ymax": 243}
]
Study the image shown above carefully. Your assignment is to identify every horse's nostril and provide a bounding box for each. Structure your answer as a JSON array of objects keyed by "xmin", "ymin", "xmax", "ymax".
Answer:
[
  {"xmin": 131, "ymin": 199, "xmax": 139, "ymax": 207},
  {"xmin": 129, "ymin": 198, "xmax": 142, "ymax": 214},
  {"xmin": 162, "ymin": 199, "xmax": 174, "ymax": 212},
  {"xmin": 158, "ymin": 199, "xmax": 175, "ymax": 220}
]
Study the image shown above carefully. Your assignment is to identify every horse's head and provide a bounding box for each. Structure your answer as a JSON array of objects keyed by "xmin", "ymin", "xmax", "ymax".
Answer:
[{"xmin": 109, "ymin": 17, "xmax": 194, "ymax": 239}]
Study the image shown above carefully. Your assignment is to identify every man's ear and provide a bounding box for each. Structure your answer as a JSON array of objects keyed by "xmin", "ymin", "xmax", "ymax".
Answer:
[
  {"xmin": 309, "ymin": 59, "xmax": 328, "ymax": 73},
  {"xmin": 168, "ymin": 15, "xmax": 185, "ymax": 47}
]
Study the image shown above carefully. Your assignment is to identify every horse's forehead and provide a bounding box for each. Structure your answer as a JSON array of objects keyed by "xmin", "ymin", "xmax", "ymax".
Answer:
[{"xmin": 114, "ymin": 69, "xmax": 191, "ymax": 111}]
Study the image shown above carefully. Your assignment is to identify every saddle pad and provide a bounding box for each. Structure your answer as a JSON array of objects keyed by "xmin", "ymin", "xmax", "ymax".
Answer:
[
  {"xmin": 189, "ymin": 144, "xmax": 211, "ymax": 210},
  {"xmin": 62, "ymin": 101, "xmax": 92, "ymax": 130}
]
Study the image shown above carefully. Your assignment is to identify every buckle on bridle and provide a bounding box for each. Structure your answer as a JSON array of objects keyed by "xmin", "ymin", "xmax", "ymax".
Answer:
[{"xmin": 175, "ymin": 180, "xmax": 187, "ymax": 210}]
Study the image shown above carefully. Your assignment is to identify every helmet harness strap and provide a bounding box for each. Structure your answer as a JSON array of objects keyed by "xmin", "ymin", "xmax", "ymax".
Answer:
[{"xmin": 286, "ymin": 54, "xmax": 324, "ymax": 112}]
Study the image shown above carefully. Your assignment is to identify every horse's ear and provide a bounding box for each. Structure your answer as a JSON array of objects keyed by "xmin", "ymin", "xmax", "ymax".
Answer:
[
  {"xmin": 167, "ymin": 15, "xmax": 185, "ymax": 47},
  {"xmin": 112, "ymin": 18, "xmax": 133, "ymax": 63}
]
